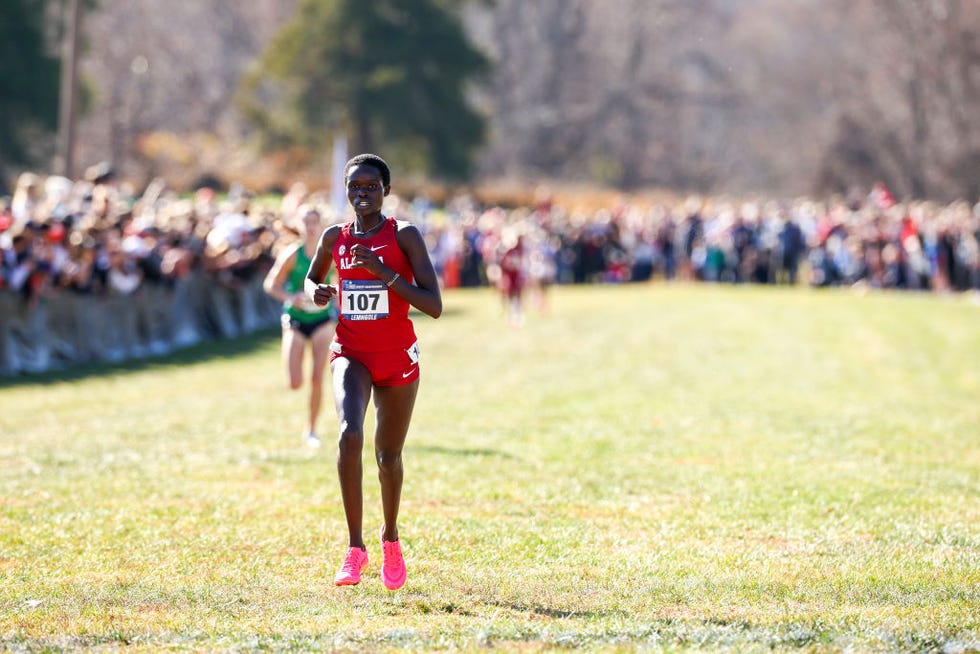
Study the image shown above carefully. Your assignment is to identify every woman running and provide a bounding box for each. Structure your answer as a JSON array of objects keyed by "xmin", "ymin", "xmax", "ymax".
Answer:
[
  {"xmin": 305, "ymin": 154, "xmax": 442, "ymax": 590},
  {"xmin": 263, "ymin": 205, "xmax": 336, "ymax": 447}
]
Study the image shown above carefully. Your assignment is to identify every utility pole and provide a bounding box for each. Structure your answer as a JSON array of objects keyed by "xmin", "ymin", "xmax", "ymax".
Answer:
[{"xmin": 57, "ymin": 0, "xmax": 82, "ymax": 179}]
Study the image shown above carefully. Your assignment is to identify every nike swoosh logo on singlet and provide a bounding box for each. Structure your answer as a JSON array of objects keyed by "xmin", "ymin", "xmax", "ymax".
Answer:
[{"xmin": 370, "ymin": 245, "xmax": 387, "ymax": 252}]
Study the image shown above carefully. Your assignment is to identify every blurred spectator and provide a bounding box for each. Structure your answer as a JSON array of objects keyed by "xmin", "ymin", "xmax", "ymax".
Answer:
[{"xmin": 11, "ymin": 173, "xmax": 43, "ymax": 222}]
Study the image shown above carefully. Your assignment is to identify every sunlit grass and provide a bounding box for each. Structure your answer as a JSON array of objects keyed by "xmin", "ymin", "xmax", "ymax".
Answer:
[{"xmin": 1, "ymin": 284, "xmax": 978, "ymax": 652}]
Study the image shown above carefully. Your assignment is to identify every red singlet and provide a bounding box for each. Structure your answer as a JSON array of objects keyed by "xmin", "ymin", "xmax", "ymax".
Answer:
[{"xmin": 331, "ymin": 217, "xmax": 417, "ymax": 353}]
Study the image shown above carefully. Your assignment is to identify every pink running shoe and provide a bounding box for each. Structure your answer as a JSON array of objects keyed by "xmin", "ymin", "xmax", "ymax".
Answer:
[
  {"xmin": 381, "ymin": 536, "xmax": 407, "ymax": 590},
  {"xmin": 334, "ymin": 547, "xmax": 368, "ymax": 586}
]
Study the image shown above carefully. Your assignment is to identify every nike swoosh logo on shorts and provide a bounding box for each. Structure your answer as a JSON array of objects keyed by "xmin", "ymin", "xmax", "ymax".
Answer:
[{"xmin": 402, "ymin": 366, "xmax": 416, "ymax": 378}]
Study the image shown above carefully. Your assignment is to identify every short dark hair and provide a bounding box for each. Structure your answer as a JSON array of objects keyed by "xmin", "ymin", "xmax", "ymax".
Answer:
[{"xmin": 344, "ymin": 153, "xmax": 391, "ymax": 187}]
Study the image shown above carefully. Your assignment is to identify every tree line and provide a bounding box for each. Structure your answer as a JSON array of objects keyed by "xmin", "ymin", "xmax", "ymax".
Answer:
[{"xmin": 2, "ymin": 0, "xmax": 977, "ymax": 201}]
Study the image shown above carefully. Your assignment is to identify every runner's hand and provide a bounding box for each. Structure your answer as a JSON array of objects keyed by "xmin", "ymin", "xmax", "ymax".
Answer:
[
  {"xmin": 349, "ymin": 243, "xmax": 385, "ymax": 277},
  {"xmin": 311, "ymin": 283, "xmax": 337, "ymax": 306}
]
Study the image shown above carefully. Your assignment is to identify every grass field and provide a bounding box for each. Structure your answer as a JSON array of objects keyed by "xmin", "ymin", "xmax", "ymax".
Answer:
[{"xmin": 1, "ymin": 284, "xmax": 978, "ymax": 652}]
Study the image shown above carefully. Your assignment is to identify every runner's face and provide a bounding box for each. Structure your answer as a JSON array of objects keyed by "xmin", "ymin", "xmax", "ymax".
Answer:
[{"xmin": 346, "ymin": 164, "xmax": 388, "ymax": 218}]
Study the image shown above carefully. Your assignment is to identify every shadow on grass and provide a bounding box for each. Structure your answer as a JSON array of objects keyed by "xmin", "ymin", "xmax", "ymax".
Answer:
[
  {"xmin": 413, "ymin": 444, "xmax": 520, "ymax": 460},
  {"xmin": 488, "ymin": 599, "xmax": 628, "ymax": 620},
  {"xmin": 0, "ymin": 327, "xmax": 279, "ymax": 389}
]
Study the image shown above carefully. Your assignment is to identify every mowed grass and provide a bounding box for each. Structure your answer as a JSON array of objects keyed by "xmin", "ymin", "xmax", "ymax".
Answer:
[{"xmin": 0, "ymin": 284, "xmax": 977, "ymax": 652}]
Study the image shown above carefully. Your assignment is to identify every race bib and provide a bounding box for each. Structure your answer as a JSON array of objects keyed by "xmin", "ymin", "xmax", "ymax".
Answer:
[{"xmin": 341, "ymin": 279, "xmax": 389, "ymax": 320}]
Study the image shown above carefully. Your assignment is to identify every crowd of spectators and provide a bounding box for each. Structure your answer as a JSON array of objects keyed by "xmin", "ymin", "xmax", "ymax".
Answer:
[
  {"xmin": 419, "ymin": 182, "xmax": 980, "ymax": 298},
  {"xmin": 2, "ymin": 165, "xmax": 978, "ymax": 371},
  {"xmin": 0, "ymin": 165, "xmax": 283, "ymax": 308},
  {"xmin": 0, "ymin": 164, "xmax": 980, "ymax": 374},
  {"xmin": 0, "ymin": 165, "xmax": 294, "ymax": 373}
]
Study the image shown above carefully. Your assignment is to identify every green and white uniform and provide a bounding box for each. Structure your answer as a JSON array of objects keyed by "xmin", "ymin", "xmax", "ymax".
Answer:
[{"xmin": 284, "ymin": 245, "xmax": 335, "ymax": 324}]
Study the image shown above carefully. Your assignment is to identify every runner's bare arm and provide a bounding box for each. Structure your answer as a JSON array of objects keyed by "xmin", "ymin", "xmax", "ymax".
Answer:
[
  {"xmin": 305, "ymin": 225, "xmax": 341, "ymax": 306},
  {"xmin": 392, "ymin": 222, "xmax": 442, "ymax": 318}
]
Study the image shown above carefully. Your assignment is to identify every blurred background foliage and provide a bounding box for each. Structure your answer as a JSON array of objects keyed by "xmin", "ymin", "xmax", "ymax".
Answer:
[{"xmin": 1, "ymin": 0, "xmax": 978, "ymax": 201}]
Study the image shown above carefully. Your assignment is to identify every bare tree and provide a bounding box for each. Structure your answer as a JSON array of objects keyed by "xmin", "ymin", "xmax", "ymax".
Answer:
[
  {"xmin": 64, "ymin": 0, "xmax": 978, "ymax": 199},
  {"xmin": 816, "ymin": 0, "xmax": 980, "ymax": 200},
  {"xmin": 75, "ymin": 0, "xmax": 298, "ymax": 182}
]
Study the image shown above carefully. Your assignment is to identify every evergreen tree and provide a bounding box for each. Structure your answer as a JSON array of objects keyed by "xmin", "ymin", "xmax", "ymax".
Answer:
[
  {"xmin": 0, "ymin": 0, "xmax": 61, "ymax": 176},
  {"xmin": 239, "ymin": 0, "xmax": 489, "ymax": 179}
]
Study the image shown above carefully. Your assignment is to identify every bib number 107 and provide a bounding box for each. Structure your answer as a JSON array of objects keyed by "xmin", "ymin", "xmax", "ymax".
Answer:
[
  {"xmin": 348, "ymin": 292, "xmax": 379, "ymax": 312},
  {"xmin": 341, "ymin": 279, "xmax": 389, "ymax": 321}
]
